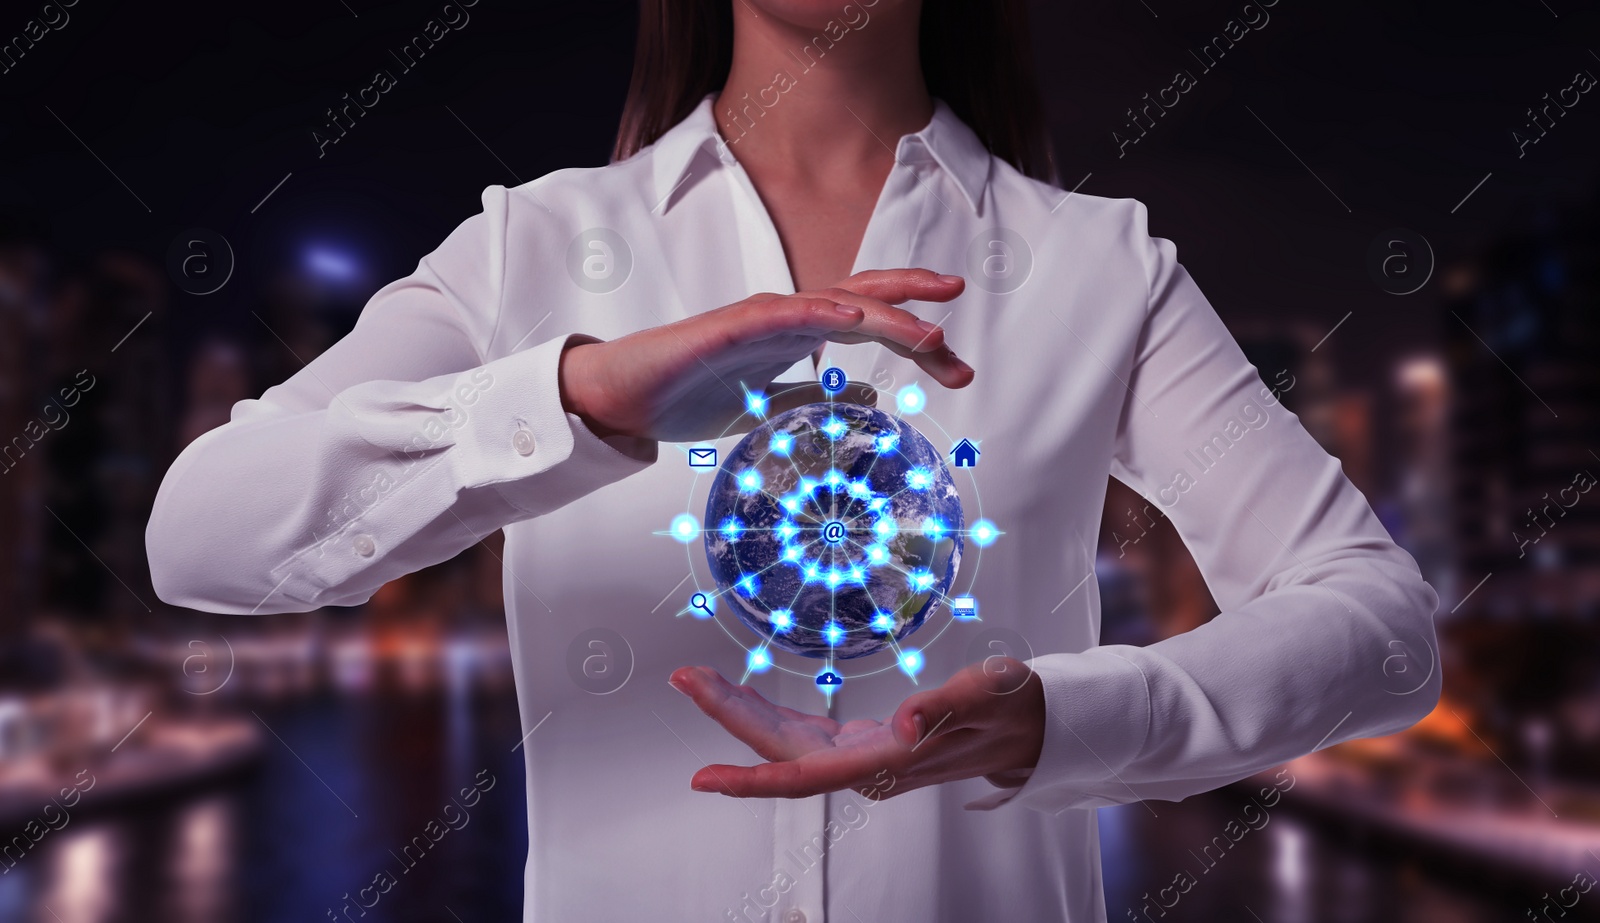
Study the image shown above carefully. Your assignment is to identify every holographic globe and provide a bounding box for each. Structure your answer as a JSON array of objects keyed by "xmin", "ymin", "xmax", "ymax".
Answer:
[{"xmin": 704, "ymin": 402, "xmax": 963, "ymax": 659}]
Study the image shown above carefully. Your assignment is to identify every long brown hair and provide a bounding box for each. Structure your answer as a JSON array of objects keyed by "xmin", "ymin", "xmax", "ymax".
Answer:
[{"xmin": 612, "ymin": 1, "xmax": 1056, "ymax": 183}]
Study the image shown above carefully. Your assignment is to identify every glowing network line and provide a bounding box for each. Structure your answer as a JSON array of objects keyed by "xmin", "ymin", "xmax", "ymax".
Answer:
[{"xmin": 666, "ymin": 394, "xmax": 999, "ymax": 696}]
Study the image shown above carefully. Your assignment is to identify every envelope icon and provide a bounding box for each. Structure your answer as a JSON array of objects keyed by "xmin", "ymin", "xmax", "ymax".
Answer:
[{"xmin": 688, "ymin": 446, "xmax": 718, "ymax": 468}]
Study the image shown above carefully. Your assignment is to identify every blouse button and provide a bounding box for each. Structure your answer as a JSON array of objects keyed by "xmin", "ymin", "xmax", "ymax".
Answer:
[
  {"xmin": 783, "ymin": 911, "xmax": 806, "ymax": 923},
  {"xmin": 512, "ymin": 428, "xmax": 536, "ymax": 456},
  {"xmin": 351, "ymin": 534, "xmax": 376, "ymax": 557}
]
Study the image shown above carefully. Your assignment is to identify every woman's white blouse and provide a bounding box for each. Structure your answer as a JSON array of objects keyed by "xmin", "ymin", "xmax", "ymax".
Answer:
[{"xmin": 147, "ymin": 97, "xmax": 1441, "ymax": 923}]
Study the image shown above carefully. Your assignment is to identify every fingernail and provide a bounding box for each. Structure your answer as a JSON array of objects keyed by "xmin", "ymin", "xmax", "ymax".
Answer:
[
  {"xmin": 952, "ymin": 357, "xmax": 974, "ymax": 374},
  {"xmin": 692, "ymin": 779, "xmax": 715, "ymax": 792},
  {"xmin": 669, "ymin": 679, "xmax": 688, "ymax": 695},
  {"xmin": 916, "ymin": 319, "xmax": 939, "ymax": 333},
  {"xmin": 938, "ymin": 274, "xmax": 962, "ymax": 284},
  {"xmin": 913, "ymin": 712, "xmax": 927, "ymax": 738},
  {"xmin": 835, "ymin": 303, "xmax": 861, "ymax": 315}
]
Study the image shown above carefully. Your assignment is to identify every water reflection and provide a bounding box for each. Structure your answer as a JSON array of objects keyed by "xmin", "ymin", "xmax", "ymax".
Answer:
[
  {"xmin": 5, "ymin": 692, "xmax": 526, "ymax": 923},
  {"xmin": 170, "ymin": 797, "xmax": 233, "ymax": 923},
  {"xmin": 40, "ymin": 827, "xmax": 116, "ymax": 923},
  {"xmin": 1, "ymin": 687, "xmax": 1546, "ymax": 922}
]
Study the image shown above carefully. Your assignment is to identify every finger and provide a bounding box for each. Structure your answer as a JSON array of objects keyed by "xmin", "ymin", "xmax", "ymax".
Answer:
[
  {"xmin": 670, "ymin": 666, "xmax": 836, "ymax": 759},
  {"xmin": 808, "ymin": 290, "xmax": 974, "ymax": 389},
  {"xmin": 696, "ymin": 296, "xmax": 864, "ymax": 353},
  {"xmin": 889, "ymin": 662, "xmax": 1002, "ymax": 747},
  {"xmin": 691, "ymin": 729, "xmax": 902, "ymax": 798},
  {"xmin": 870, "ymin": 338, "xmax": 976, "ymax": 389},
  {"xmin": 812, "ymin": 288, "xmax": 948, "ymax": 353},
  {"xmin": 834, "ymin": 269, "xmax": 966, "ymax": 305},
  {"xmin": 764, "ymin": 380, "xmax": 878, "ymax": 418}
]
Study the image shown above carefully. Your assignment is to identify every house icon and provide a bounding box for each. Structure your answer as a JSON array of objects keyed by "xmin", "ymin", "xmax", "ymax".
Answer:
[{"xmin": 949, "ymin": 438, "xmax": 980, "ymax": 468}]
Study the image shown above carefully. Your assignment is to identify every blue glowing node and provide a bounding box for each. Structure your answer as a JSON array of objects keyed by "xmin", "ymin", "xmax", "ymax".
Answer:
[
  {"xmin": 720, "ymin": 517, "xmax": 743, "ymax": 542},
  {"xmin": 738, "ymin": 469, "xmax": 763, "ymax": 493},
  {"xmin": 704, "ymin": 402, "xmax": 963, "ymax": 658},
  {"xmin": 746, "ymin": 391, "xmax": 768, "ymax": 417},
  {"xmin": 747, "ymin": 648, "xmax": 772, "ymax": 672},
  {"xmin": 898, "ymin": 648, "xmax": 924, "ymax": 678},
  {"xmin": 670, "ymin": 514, "xmax": 701, "ymax": 543},
  {"xmin": 897, "ymin": 384, "xmax": 927, "ymax": 415},
  {"xmin": 969, "ymin": 519, "xmax": 1000, "ymax": 547}
]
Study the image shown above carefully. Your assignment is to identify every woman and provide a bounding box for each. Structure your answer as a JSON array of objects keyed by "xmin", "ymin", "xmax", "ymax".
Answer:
[{"xmin": 146, "ymin": 1, "xmax": 1442, "ymax": 920}]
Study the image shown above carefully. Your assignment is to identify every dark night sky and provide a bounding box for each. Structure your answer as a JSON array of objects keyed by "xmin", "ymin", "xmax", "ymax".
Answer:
[{"xmin": 2, "ymin": 0, "xmax": 1598, "ymax": 393}]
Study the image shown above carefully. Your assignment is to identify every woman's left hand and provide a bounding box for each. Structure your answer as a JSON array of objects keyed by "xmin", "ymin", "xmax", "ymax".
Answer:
[{"xmin": 668, "ymin": 658, "xmax": 1045, "ymax": 800}]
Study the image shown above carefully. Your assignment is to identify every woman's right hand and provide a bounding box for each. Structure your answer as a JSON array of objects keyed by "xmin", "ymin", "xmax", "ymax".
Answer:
[{"xmin": 557, "ymin": 268, "xmax": 973, "ymax": 443}]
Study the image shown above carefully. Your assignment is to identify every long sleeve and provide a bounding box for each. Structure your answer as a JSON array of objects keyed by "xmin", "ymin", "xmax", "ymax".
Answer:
[
  {"xmin": 146, "ymin": 185, "xmax": 655, "ymax": 615},
  {"xmin": 980, "ymin": 202, "xmax": 1441, "ymax": 813}
]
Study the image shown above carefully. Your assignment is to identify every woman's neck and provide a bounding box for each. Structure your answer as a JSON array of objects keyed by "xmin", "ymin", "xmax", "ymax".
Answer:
[{"xmin": 713, "ymin": 1, "xmax": 933, "ymax": 182}]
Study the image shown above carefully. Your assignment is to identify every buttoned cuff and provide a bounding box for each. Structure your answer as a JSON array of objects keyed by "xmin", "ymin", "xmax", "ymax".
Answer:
[
  {"xmin": 964, "ymin": 648, "xmax": 1151, "ymax": 813},
  {"xmin": 455, "ymin": 333, "xmax": 657, "ymax": 518}
]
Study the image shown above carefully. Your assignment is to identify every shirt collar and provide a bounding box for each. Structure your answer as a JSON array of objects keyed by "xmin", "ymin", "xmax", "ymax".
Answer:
[{"xmin": 649, "ymin": 94, "xmax": 992, "ymax": 215}]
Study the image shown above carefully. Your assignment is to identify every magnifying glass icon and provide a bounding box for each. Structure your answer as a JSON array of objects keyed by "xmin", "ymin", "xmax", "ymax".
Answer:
[{"xmin": 688, "ymin": 593, "xmax": 715, "ymax": 619}]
